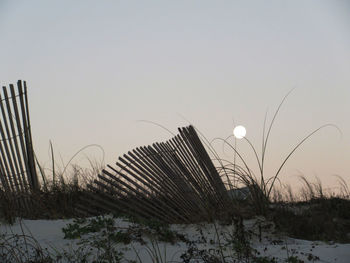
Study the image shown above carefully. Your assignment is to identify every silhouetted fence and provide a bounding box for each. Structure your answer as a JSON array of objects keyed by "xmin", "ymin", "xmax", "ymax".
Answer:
[
  {"xmin": 80, "ymin": 125, "xmax": 233, "ymax": 223},
  {"xmin": 0, "ymin": 80, "xmax": 39, "ymax": 213},
  {"xmin": 0, "ymin": 81, "xmax": 234, "ymax": 222}
]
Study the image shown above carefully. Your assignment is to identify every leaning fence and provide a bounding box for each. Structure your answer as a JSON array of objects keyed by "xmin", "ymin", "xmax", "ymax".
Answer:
[
  {"xmin": 79, "ymin": 125, "xmax": 234, "ymax": 223},
  {"xmin": 0, "ymin": 80, "xmax": 39, "ymax": 213},
  {"xmin": 0, "ymin": 81, "xmax": 235, "ymax": 222}
]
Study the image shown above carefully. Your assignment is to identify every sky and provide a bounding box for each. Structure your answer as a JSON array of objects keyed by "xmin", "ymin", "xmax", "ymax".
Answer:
[{"xmin": 0, "ymin": 1, "xmax": 349, "ymax": 190}]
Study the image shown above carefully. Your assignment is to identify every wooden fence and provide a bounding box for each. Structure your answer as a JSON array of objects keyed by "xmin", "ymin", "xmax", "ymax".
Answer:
[
  {"xmin": 80, "ymin": 125, "xmax": 233, "ymax": 223},
  {"xmin": 0, "ymin": 80, "xmax": 39, "ymax": 212}
]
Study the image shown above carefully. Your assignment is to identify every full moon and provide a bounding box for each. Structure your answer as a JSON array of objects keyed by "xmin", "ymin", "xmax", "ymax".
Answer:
[{"xmin": 233, "ymin": 125, "xmax": 246, "ymax": 139}]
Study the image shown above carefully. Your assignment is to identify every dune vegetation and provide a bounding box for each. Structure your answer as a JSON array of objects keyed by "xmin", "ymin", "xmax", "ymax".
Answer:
[{"xmin": 0, "ymin": 88, "xmax": 349, "ymax": 263}]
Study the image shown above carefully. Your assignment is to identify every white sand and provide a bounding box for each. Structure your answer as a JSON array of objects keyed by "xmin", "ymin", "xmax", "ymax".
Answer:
[{"xmin": 1, "ymin": 216, "xmax": 349, "ymax": 263}]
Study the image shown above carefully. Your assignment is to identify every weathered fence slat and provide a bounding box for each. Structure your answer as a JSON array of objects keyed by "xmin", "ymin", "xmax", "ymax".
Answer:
[
  {"xmin": 22, "ymin": 81, "xmax": 39, "ymax": 190},
  {"xmin": 0, "ymin": 90, "xmax": 22, "ymax": 194}
]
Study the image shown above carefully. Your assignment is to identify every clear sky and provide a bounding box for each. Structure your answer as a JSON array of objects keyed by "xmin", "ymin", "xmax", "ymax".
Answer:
[{"xmin": 1, "ymin": 1, "xmax": 349, "ymax": 190}]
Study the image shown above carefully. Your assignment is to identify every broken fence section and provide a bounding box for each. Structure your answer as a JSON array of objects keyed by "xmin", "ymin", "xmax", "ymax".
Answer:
[{"xmin": 81, "ymin": 125, "xmax": 234, "ymax": 223}]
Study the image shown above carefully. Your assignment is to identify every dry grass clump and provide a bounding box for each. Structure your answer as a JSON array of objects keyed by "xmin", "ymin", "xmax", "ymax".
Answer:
[
  {"xmin": 0, "ymin": 143, "xmax": 106, "ymax": 223},
  {"xmin": 205, "ymin": 90, "xmax": 343, "ymax": 217},
  {"xmin": 266, "ymin": 175, "xmax": 350, "ymax": 243},
  {"xmin": 0, "ymin": 224, "xmax": 53, "ymax": 262},
  {"xmin": 0, "ymin": 168, "xmax": 95, "ymax": 223},
  {"xmin": 271, "ymin": 196, "xmax": 350, "ymax": 243}
]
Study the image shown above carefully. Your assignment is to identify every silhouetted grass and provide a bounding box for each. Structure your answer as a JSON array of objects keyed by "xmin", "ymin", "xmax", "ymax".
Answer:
[{"xmin": 206, "ymin": 90, "xmax": 342, "ymax": 216}]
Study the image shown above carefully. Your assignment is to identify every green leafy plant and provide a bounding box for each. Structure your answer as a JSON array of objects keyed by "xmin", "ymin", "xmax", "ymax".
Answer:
[
  {"xmin": 285, "ymin": 255, "xmax": 304, "ymax": 263},
  {"xmin": 128, "ymin": 217, "xmax": 185, "ymax": 244},
  {"xmin": 62, "ymin": 215, "xmax": 128, "ymax": 262},
  {"xmin": 253, "ymin": 256, "xmax": 278, "ymax": 263}
]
